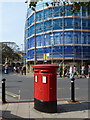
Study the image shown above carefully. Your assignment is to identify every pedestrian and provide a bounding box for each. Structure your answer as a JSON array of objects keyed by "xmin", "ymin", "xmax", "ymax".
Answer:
[
  {"xmin": 69, "ymin": 65, "xmax": 74, "ymax": 79},
  {"xmin": 19, "ymin": 65, "xmax": 22, "ymax": 74},
  {"xmin": 73, "ymin": 65, "xmax": 78, "ymax": 78},
  {"xmin": 64, "ymin": 66, "xmax": 67, "ymax": 77},
  {"xmin": 66, "ymin": 66, "xmax": 70, "ymax": 78},
  {"xmin": 4, "ymin": 64, "xmax": 9, "ymax": 74},
  {"xmin": 16, "ymin": 66, "xmax": 19, "ymax": 74},
  {"xmin": 87, "ymin": 65, "xmax": 90, "ymax": 78},
  {"xmin": 59, "ymin": 66, "xmax": 63, "ymax": 77},
  {"xmin": 22, "ymin": 65, "xmax": 26, "ymax": 75},
  {"xmin": 13, "ymin": 66, "xmax": 16, "ymax": 73},
  {"xmin": 2, "ymin": 65, "xmax": 5, "ymax": 74},
  {"xmin": 81, "ymin": 65, "xmax": 86, "ymax": 78}
]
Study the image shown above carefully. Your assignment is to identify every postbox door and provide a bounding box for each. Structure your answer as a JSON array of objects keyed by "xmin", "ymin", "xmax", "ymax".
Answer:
[
  {"xmin": 34, "ymin": 74, "xmax": 49, "ymax": 101},
  {"xmin": 41, "ymin": 75, "xmax": 49, "ymax": 101},
  {"xmin": 34, "ymin": 74, "xmax": 40, "ymax": 99}
]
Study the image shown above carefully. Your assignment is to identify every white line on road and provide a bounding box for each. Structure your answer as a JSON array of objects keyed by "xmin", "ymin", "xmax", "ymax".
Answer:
[
  {"xmin": 58, "ymin": 87, "xmax": 80, "ymax": 90},
  {"xmin": 6, "ymin": 91, "xmax": 19, "ymax": 98}
]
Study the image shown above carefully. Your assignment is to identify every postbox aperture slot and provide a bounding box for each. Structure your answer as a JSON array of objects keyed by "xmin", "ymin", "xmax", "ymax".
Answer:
[
  {"xmin": 34, "ymin": 69, "xmax": 39, "ymax": 73},
  {"xmin": 42, "ymin": 76, "xmax": 47, "ymax": 83},
  {"xmin": 41, "ymin": 70, "xmax": 48, "ymax": 73}
]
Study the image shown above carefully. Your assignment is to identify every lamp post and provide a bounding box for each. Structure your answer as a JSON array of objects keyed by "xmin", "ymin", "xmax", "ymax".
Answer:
[{"xmin": 34, "ymin": 10, "xmax": 37, "ymax": 65}]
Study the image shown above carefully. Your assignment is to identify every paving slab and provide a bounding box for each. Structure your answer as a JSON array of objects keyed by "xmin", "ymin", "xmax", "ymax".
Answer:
[
  {"xmin": 1, "ymin": 100, "xmax": 89, "ymax": 119},
  {"xmin": 16, "ymin": 103, "xmax": 30, "ymax": 118},
  {"xmin": 30, "ymin": 101, "xmax": 89, "ymax": 119}
]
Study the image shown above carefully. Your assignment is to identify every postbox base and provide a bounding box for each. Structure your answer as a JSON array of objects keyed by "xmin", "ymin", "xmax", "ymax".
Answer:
[{"xmin": 34, "ymin": 98, "xmax": 57, "ymax": 113}]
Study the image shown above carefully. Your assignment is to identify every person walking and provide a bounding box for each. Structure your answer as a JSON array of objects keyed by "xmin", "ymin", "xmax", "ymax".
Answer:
[
  {"xmin": 87, "ymin": 65, "xmax": 90, "ymax": 78},
  {"xmin": 73, "ymin": 65, "xmax": 78, "ymax": 78},
  {"xmin": 22, "ymin": 65, "xmax": 26, "ymax": 75},
  {"xmin": 19, "ymin": 65, "xmax": 22, "ymax": 74},
  {"xmin": 59, "ymin": 66, "xmax": 63, "ymax": 78},
  {"xmin": 81, "ymin": 65, "xmax": 86, "ymax": 78},
  {"xmin": 4, "ymin": 64, "xmax": 9, "ymax": 74},
  {"xmin": 13, "ymin": 66, "xmax": 16, "ymax": 73},
  {"xmin": 64, "ymin": 66, "xmax": 67, "ymax": 77},
  {"xmin": 16, "ymin": 66, "xmax": 19, "ymax": 74}
]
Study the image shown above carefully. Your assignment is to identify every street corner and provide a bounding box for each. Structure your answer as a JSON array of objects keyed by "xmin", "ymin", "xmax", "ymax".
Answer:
[{"xmin": 30, "ymin": 100, "xmax": 88, "ymax": 119}]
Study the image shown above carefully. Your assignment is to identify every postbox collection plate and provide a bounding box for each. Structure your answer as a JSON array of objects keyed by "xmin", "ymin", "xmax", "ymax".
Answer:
[
  {"xmin": 42, "ymin": 76, "xmax": 47, "ymax": 83},
  {"xmin": 35, "ymin": 76, "xmax": 38, "ymax": 82}
]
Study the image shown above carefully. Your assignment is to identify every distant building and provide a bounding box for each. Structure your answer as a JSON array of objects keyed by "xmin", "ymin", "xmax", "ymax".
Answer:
[{"xmin": 25, "ymin": 0, "xmax": 90, "ymax": 73}]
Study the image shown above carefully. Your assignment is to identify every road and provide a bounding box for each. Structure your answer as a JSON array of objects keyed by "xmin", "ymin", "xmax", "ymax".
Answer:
[{"xmin": 2, "ymin": 73, "xmax": 88, "ymax": 102}]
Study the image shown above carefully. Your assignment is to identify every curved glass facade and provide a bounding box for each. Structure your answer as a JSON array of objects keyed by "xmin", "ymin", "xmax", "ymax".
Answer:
[{"xmin": 25, "ymin": 1, "xmax": 90, "ymax": 63}]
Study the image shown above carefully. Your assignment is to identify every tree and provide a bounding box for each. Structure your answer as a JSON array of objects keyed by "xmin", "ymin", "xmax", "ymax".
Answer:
[
  {"xmin": 29, "ymin": 1, "xmax": 90, "ymax": 15},
  {"xmin": 2, "ymin": 43, "xmax": 21, "ymax": 64}
]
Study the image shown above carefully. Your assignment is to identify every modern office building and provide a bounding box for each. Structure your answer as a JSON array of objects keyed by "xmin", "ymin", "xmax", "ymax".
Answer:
[{"xmin": 25, "ymin": 0, "xmax": 90, "ymax": 72}]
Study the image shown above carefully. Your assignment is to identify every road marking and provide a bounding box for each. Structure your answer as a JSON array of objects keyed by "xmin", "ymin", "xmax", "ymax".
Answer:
[
  {"xmin": 6, "ymin": 91, "xmax": 19, "ymax": 98},
  {"xmin": 58, "ymin": 87, "xmax": 80, "ymax": 90}
]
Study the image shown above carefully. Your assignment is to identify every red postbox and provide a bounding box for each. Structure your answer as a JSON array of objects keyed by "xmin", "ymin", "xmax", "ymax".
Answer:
[{"xmin": 32, "ymin": 64, "xmax": 59, "ymax": 113}]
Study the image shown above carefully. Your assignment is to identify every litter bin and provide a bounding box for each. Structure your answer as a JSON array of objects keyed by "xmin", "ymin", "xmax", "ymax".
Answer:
[{"xmin": 32, "ymin": 64, "xmax": 59, "ymax": 113}]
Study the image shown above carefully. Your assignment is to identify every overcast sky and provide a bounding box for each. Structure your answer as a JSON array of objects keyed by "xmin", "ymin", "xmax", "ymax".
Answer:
[{"xmin": 0, "ymin": 1, "xmax": 27, "ymax": 50}]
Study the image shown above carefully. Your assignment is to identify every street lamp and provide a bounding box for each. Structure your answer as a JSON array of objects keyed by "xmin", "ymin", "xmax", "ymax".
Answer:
[
  {"xmin": 30, "ymin": 6, "xmax": 37, "ymax": 65},
  {"xmin": 34, "ymin": 10, "xmax": 37, "ymax": 65}
]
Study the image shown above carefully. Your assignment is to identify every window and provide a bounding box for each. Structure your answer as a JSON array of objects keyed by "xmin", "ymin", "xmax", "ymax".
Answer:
[
  {"xmin": 65, "ymin": 18, "xmax": 73, "ymax": 28},
  {"xmin": 53, "ymin": 19, "xmax": 62, "ymax": 30},
  {"xmin": 82, "ymin": 7, "xmax": 87, "ymax": 16},
  {"xmin": 44, "ymin": 21, "xmax": 52, "ymax": 31},
  {"xmin": 53, "ymin": 6, "xmax": 60, "ymax": 17},
  {"xmin": 65, "ymin": 5, "xmax": 73, "ymax": 16},
  {"xmin": 50, "ymin": 34, "xmax": 54, "ymax": 45},
  {"xmin": 36, "ymin": 36, "xmax": 41, "ymax": 47},
  {"xmin": 54, "ymin": 33, "xmax": 60, "ymax": 44}
]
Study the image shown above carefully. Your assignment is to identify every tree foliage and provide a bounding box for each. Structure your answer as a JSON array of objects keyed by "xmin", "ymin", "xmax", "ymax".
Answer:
[
  {"xmin": 29, "ymin": 1, "xmax": 90, "ymax": 15},
  {"xmin": 71, "ymin": 1, "xmax": 90, "ymax": 14},
  {"xmin": 2, "ymin": 43, "xmax": 21, "ymax": 64}
]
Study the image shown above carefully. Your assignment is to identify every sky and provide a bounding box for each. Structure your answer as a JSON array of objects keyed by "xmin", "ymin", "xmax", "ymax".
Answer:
[{"xmin": 0, "ymin": 1, "xmax": 27, "ymax": 50}]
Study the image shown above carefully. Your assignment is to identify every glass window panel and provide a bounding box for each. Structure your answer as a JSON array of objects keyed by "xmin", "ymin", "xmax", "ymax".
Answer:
[
  {"xmin": 36, "ymin": 36, "xmax": 41, "ymax": 47},
  {"xmin": 65, "ymin": 18, "xmax": 73, "ymax": 28},
  {"xmin": 54, "ymin": 33, "xmax": 60, "ymax": 44},
  {"xmin": 49, "ymin": 34, "xmax": 54, "ymax": 45},
  {"xmin": 30, "ymin": 37, "xmax": 34, "ymax": 48},
  {"xmin": 82, "ymin": 7, "xmax": 87, "ymax": 16},
  {"xmin": 53, "ymin": 19, "xmax": 62, "ymax": 30},
  {"xmin": 44, "ymin": 9, "xmax": 50, "ymax": 20},
  {"xmin": 53, "ymin": 6, "xmax": 60, "ymax": 17},
  {"xmin": 65, "ymin": 5, "xmax": 72, "ymax": 16}
]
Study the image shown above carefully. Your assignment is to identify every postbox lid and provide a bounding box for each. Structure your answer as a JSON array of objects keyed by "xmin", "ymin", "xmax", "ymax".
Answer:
[{"xmin": 32, "ymin": 64, "xmax": 59, "ymax": 69}]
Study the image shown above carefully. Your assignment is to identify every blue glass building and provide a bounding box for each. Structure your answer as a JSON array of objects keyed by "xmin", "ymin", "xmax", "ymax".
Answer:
[{"xmin": 25, "ymin": 0, "xmax": 90, "ymax": 72}]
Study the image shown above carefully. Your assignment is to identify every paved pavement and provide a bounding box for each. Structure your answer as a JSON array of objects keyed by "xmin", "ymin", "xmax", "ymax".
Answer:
[{"xmin": 0, "ymin": 99, "xmax": 89, "ymax": 119}]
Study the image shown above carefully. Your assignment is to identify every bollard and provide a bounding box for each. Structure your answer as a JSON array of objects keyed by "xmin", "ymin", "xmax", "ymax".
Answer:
[
  {"xmin": 71, "ymin": 78, "xmax": 75, "ymax": 102},
  {"xmin": 2, "ymin": 78, "xmax": 7, "ymax": 103}
]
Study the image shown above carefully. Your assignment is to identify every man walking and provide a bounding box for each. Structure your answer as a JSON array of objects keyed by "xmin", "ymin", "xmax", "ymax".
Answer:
[
  {"xmin": 22, "ymin": 65, "xmax": 26, "ymax": 75},
  {"xmin": 87, "ymin": 65, "xmax": 90, "ymax": 78},
  {"xmin": 81, "ymin": 65, "xmax": 86, "ymax": 78}
]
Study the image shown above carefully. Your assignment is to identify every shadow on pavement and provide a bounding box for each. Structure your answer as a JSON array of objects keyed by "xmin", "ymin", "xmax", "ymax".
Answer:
[
  {"xmin": 57, "ymin": 102, "xmax": 90, "ymax": 113},
  {"xmin": 26, "ymin": 118, "xmax": 90, "ymax": 120},
  {"xmin": 2, "ymin": 110, "xmax": 23, "ymax": 120}
]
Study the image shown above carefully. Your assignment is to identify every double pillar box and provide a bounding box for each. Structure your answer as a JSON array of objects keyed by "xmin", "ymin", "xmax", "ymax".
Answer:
[{"xmin": 32, "ymin": 64, "xmax": 59, "ymax": 113}]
